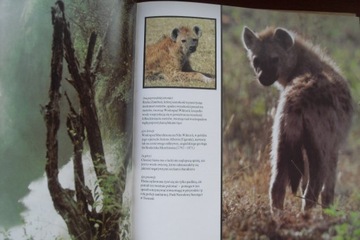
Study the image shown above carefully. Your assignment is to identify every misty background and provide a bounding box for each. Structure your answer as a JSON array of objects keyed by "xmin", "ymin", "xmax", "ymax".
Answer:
[
  {"xmin": 0, "ymin": 0, "xmax": 133, "ymax": 235},
  {"xmin": 0, "ymin": 0, "xmax": 68, "ymax": 228}
]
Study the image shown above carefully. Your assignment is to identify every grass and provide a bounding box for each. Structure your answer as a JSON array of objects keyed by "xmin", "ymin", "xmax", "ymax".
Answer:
[
  {"xmin": 222, "ymin": 141, "xmax": 360, "ymax": 240},
  {"xmin": 144, "ymin": 17, "xmax": 216, "ymax": 89}
]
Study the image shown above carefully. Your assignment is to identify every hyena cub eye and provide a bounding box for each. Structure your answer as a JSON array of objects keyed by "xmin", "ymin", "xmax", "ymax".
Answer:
[{"xmin": 252, "ymin": 56, "xmax": 260, "ymax": 71}]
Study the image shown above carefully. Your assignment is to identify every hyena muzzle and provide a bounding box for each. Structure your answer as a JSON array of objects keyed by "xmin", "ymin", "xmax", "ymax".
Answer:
[{"xmin": 242, "ymin": 26, "xmax": 353, "ymax": 213}]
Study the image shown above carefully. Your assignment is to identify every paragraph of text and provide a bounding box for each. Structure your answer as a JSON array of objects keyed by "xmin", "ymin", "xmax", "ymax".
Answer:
[
  {"xmin": 142, "ymin": 96, "xmax": 207, "ymax": 125},
  {"xmin": 141, "ymin": 130, "xmax": 208, "ymax": 150},
  {"xmin": 140, "ymin": 175, "xmax": 203, "ymax": 200}
]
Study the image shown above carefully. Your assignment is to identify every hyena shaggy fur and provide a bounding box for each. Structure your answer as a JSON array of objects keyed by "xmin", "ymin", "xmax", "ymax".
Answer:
[
  {"xmin": 242, "ymin": 26, "xmax": 353, "ymax": 213},
  {"xmin": 145, "ymin": 25, "xmax": 215, "ymax": 83}
]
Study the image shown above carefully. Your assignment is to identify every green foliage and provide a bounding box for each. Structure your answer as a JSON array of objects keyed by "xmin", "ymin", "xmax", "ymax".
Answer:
[
  {"xmin": 92, "ymin": 170, "xmax": 120, "ymax": 211},
  {"xmin": 324, "ymin": 203, "xmax": 360, "ymax": 240},
  {"xmin": 119, "ymin": 206, "xmax": 131, "ymax": 240}
]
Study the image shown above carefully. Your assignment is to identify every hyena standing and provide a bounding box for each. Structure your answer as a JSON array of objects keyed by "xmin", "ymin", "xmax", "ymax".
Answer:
[
  {"xmin": 242, "ymin": 26, "xmax": 353, "ymax": 213},
  {"xmin": 145, "ymin": 25, "xmax": 215, "ymax": 83}
]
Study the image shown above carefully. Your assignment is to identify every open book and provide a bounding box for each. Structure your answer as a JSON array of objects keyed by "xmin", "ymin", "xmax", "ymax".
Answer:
[{"xmin": 0, "ymin": 1, "xmax": 359, "ymax": 240}]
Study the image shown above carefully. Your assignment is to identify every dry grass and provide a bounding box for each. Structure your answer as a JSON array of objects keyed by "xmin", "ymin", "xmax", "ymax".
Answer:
[
  {"xmin": 222, "ymin": 142, "xmax": 360, "ymax": 240},
  {"xmin": 144, "ymin": 17, "xmax": 216, "ymax": 88}
]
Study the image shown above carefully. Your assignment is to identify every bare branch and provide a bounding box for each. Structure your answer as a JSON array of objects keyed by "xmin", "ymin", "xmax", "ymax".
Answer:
[
  {"xmin": 45, "ymin": 2, "xmax": 93, "ymax": 239},
  {"xmin": 85, "ymin": 31, "xmax": 97, "ymax": 74}
]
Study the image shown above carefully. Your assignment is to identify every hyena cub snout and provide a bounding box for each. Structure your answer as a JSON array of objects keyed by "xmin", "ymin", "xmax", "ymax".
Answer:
[
  {"xmin": 241, "ymin": 26, "xmax": 353, "ymax": 214},
  {"xmin": 188, "ymin": 39, "xmax": 198, "ymax": 53}
]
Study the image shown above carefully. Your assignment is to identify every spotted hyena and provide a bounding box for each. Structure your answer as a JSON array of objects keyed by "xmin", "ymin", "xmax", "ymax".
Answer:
[
  {"xmin": 242, "ymin": 26, "xmax": 353, "ymax": 213},
  {"xmin": 145, "ymin": 25, "xmax": 215, "ymax": 83}
]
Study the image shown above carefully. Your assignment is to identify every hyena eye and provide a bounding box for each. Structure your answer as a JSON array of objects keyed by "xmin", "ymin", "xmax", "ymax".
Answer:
[
  {"xmin": 181, "ymin": 39, "xmax": 186, "ymax": 43},
  {"xmin": 253, "ymin": 57, "xmax": 260, "ymax": 69},
  {"xmin": 192, "ymin": 38, "xmax": 198, "ymax": 43}
]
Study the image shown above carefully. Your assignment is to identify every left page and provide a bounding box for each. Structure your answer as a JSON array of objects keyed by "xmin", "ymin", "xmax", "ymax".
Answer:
[
  {"xmin": 132, "ymin": 1, "xmax": 222, "ymax": 240},
  {"xmin": 0, "ymin": 1, "xmax": 135, "ymax": 239}
]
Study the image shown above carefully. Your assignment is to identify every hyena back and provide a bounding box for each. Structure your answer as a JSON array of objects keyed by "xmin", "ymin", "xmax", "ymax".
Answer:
[
  {"xmin": 242, "ymin": 26, "xmax": 353, "ymax": 213},
  {"xmin": 145, "ymin": 26, "xmax": 214, "ymax": 83}
]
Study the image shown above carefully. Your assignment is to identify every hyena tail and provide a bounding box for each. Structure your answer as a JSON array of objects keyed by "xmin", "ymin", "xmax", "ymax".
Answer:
[{"xmin": 288, "ymin": 147, "xmax": 305, "ymax": 194}]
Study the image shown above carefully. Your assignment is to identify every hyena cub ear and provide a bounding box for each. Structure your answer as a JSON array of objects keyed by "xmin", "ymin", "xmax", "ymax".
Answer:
[
  {"xmin": 171, "ymin": 28, "xmax": 180, "ymax": 42},
  {"xmin": 193, "ymin": 26, "xmax": 202, "ymax": 38},
  {"xmin": 242, "ymin": 26, "xmax": 258, "ymax": 51},
  {"xmin": 273, "ymin": 28, "xmax": 294, "ymax": 51}
]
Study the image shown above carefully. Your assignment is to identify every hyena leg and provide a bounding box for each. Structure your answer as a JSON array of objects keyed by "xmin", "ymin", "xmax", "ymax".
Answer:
[
  {"xmin": 321, "ymin": 153, "xmax": 338, "ymax": 208},
  {"xmin": 270, "ymin": 144, "xmax": 291, "ymax": 211},
  {"xmin": 173, "ymin": 71, "xmax": 215, "ymax": 83},
  {"xmin": 288, "ymin": 144, "xmax": 304, "ymax": 195},
  {"xmin": 301, "ymin": 148, "xmax": 309, "ymax": 195},
  {"xmin": 302, "ymin": 143, "xmax": 326, "ymax": 210}
]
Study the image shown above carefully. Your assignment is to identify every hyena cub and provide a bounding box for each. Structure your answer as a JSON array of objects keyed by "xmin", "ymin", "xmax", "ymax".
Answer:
[
  {"xmin": 145, "ymin": 25, "xmax": 215, "ymax": 83},
  {"xmin": 242, "ymin": 26, "xmax": 353, "ymax": 213}
]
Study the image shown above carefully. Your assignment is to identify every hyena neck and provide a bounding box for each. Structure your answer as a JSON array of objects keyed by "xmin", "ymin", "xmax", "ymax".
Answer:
[
  {"xmin": 178, "ymin": 53, "xmax": 189, "ymax": 68},
  {"xmin": 284, "ymin": 37, "xmax": 342, "ymax": 86}
]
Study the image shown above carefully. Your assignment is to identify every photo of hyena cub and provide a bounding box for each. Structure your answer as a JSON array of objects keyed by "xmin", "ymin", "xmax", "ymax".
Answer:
[
  {"xmin": 242, "ymin": 26, "xmax": 353, "ymax": 214},
  {"xmin": 145, "ymin": 25, "xmax": 215, "ymax": 85}
]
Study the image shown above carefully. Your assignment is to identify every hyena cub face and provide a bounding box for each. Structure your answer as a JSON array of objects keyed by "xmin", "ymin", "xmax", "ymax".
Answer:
[
  {"xmin": 242, "ymin": 27, "xmax": 297, "ymax": 86},
  {"xmin": 171, "ymin": 26, "xmax": 202, "ymax": 57}
]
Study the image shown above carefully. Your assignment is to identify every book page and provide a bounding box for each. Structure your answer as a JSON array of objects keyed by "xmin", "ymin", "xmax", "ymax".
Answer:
[
  {"xmin": 0, "ymin": 1, "xmax": 136, "ymax": 239},
  {"xmin": 132, "ymin": 2, "xmax": 221, "ymax": 240}
]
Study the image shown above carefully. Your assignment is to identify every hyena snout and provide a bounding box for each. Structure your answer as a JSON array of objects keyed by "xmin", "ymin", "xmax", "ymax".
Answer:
[
  {"xmin": 188, "ymin": 39, "xmax": 199, "ymax": 53},
  {"xmin": 189, "ymin": 46, "xmax": 197, "ymax": 53},
  {"xmin": 255, "ymin": 61, "xmax": 278, "ymax": 86}
]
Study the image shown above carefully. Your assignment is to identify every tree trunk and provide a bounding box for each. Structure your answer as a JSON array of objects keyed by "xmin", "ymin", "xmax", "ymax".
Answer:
[
  {"xmin": 45, "ymin": 2, "xmax": 93, "ymax": 239},
  {"xmin": 44, "ymin": 1, "xmax": 127, "ymax": 239}
]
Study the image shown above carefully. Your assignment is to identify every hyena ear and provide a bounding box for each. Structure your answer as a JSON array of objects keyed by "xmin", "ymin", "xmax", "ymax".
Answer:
[
  {"xmin": 242, "ymin": 26, "xmax": 258, "ymax": 51},
  {"xmin": 274, "ymin": 28, "xmax": 294, "ymax": 51},
  {"xmin": 193, "ymin": 26, "xmax": 202, "ymax": 38},
  {"xmin": 171, "ymin": 28, "xmax": 180, "ymax": 41}
]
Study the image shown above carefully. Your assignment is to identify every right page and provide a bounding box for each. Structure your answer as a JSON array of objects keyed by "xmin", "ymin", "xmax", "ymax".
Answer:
[{"xmin": 222, "ymin": 5, "xmax": 360, "ymax": 240}]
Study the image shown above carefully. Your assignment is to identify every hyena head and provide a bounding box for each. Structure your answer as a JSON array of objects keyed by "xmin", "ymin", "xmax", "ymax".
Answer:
[
  {"xmin": 171, "ymin": 26, "xmax": 202, "ymax": 57},
  {"xmin": 242, "ymin": 26, "xmax": 297, "ymax": 86}
]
